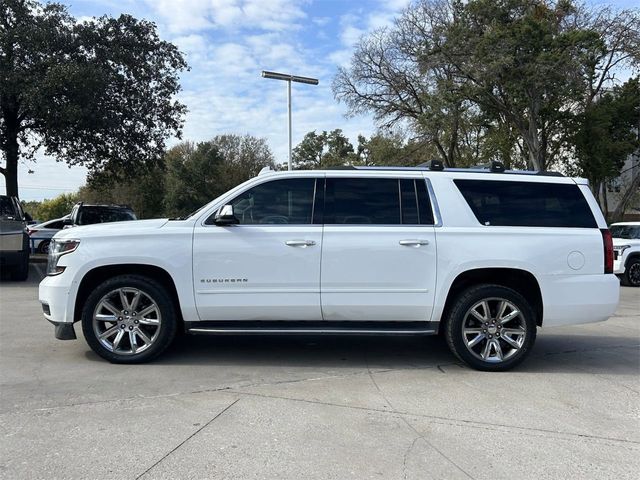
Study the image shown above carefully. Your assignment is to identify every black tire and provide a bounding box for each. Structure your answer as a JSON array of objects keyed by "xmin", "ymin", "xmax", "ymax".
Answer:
[
  {"xmin": 37, "ymin": 240, "xmax": 50, "ymax": 255},
  {"xmin": 81, "ymin": 275, "xmax": 177, "ymax": 364},
  {"xmin": 12, "ymin": 252, "xmax": 29, "ymax": 281},
  {"xmin": 444, "ymin": 284, "xmax": 537, "ymax": 372},
  {"xmin": 622, "ymin": 258, "xmax": 640, "ymax": 287}
]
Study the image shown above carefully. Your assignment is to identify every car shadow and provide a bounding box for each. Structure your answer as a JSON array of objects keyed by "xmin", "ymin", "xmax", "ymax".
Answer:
[{"xmin": 81, "ymin": 331, "xmax": 640, "ymax": 375}]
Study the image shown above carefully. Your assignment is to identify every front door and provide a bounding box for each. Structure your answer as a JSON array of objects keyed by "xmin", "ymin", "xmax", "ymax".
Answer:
[{"xmin": 193, "ymin": 176, "xmax": 323, "ymax": 321}]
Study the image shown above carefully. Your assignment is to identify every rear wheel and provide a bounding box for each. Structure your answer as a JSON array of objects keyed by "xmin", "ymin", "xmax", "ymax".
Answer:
[
  {"xmin": 444, "ymin": 284, "xmax": 537, "ymax": 371},
  {"xmin": 623, "ymin": 258, "xmax": 640, "ymax": 287},
  {"xmin": 81, "ymin": 275, "xmax": 177, "ymax": 363}
]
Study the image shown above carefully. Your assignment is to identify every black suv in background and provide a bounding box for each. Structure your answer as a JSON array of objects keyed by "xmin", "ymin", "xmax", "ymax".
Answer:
[
  {"xmin": 64, "ymin": 203, "xmax": 137, "ymax": 227},
  {"xmin": 0, "ymin": 195, "xmax": 29, "ymax": 280}
]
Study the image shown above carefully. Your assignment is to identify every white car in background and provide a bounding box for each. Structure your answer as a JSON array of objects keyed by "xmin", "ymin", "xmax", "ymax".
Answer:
[
  {"xmin": 611, "ymin": 222, "xmax": 640, "ymax": 287},
  {"xmin": 28, "ymin": 217, "xmax": 67, "ymax": 254}
]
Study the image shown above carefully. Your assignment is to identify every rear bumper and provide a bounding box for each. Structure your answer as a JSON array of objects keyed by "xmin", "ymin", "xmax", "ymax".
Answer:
[{"xmin": 541, "ymin": 274, "xmax": 619, "ymax": 327}]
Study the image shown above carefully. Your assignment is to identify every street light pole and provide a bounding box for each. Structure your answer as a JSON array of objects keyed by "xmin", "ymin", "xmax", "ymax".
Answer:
[{"xmin": 261, "ymin": 70, "xmax": 319, "ymax": 171}]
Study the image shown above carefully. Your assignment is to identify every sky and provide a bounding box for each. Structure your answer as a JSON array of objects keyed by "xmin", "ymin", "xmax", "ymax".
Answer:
[{"xmin": 2, "ymin": 0, "xmax": 637, "ymax": 201}]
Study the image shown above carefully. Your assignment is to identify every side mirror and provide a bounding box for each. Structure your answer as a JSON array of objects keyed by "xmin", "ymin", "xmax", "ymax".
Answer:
[
  {"xmin": 63, "ymin": 218, "xmax": 73, "ymax": 226},
  {"xmin": 214, "ymin": 205, "xmax": 239, "ymax": 226}
]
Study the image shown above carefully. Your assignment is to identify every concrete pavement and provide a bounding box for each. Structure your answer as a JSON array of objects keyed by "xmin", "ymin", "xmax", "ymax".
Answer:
[{"xmin": 1, "ymin": 265, "xmax": 638, "ymax": 479}]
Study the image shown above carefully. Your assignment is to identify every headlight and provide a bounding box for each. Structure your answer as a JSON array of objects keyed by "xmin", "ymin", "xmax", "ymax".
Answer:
[{"xmin": 47, "ymin": 239, "xmax": 80, "ymax": 276}]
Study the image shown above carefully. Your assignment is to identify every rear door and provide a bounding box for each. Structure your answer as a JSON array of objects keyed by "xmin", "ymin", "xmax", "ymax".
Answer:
[{"xmin": 320, "ymin": 176, "xmax": 437, "ymax": 321}]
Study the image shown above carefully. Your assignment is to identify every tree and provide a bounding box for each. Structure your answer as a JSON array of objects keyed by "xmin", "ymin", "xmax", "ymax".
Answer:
[
  {"xmin": 78, "ymin": 165, "xmax": 167, "ymax": 219},
  {"xmin": 164, "ymin": 135, "xmax": 275, "ymax": 218},
  {"xmin": 573, "ymin": 78, "xmax": 640, "ymax": 219},
  {"xmin": 333, "ymin": 0, "xmax": 475, "ymax": 167},
  {"xmin": 0, "ymin": 0, "xmax": 188, "ymax": 197},
  {"xmin": 213, "ymin": 134, "xmax": 276, "ymax": 191},
  {"xmin": 334, "ymin": 0, "xmax": 639, "ymax": 172},
  {"xmin": 292, "ymin": 129, "xmax": 355, "ymax": 169},
  {"xmin": 28, "ymin": 192, "xmax": 78, "ymax": 221}
]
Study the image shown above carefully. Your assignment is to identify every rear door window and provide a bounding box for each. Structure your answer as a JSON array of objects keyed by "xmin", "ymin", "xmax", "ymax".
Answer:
[
  {"xmin": 325, "ymin": 178, "xmax": 433, "ymax": 225},
  {"xmin": 454, "ymin": 180, "xmax": 596, "ymax": 228}
]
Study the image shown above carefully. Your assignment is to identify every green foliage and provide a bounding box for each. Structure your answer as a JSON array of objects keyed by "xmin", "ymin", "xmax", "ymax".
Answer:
[
  {"xmin": 163, "ymin": 135, "xmax": 275, "ymax": 218},
  {"xmin": 78, "ymin": 165, "xmax": 167, "ymax": 219},
  {"xmin": 24, "ymin": 193, "xmax": 79, "ymax": 222},
  {"xmin": 292, "ymin": 130, "xmax": 356, "ymax": 169},
  {"xmin": 0, "ymin": 0, "xmax": 188, "ymax": 197},
  {"xmin": 573, "ymin": 78, "xmax": 640, "ymax": 193},
  {"xmin": 75, "ymin": 134, "xmax": 275, "ymax": 219}
]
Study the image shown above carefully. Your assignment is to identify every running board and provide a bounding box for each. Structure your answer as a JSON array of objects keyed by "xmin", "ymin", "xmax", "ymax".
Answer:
[{"xmin": 185, "ymin": 321, "xmax": 438, "ymax": 336}]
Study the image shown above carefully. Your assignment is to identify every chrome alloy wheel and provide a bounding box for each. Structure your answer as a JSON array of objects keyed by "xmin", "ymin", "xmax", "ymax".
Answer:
[
  {"xmin": 628, "ymin": 262, "xmax": 640, "ymax": 286},
  {"xmin": 92, "ymin": 288, "xmax": 162, "ymax": 355},
  {"xmin": 462, "ymin": 298, "xmax": 527, "ymax": 363}
]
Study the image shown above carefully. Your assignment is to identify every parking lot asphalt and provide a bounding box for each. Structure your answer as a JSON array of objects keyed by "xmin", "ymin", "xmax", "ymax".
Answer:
[{"xmin": 0, "ymin": 264, "xmax": 638, "ymax": 480}]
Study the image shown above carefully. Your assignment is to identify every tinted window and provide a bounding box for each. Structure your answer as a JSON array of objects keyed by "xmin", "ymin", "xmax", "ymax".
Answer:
[
  {"xmin": 226, "ymin": 178, "xmax": 316, "ymax": 225},
  {"xmin": 326, "ymin": 178, "xmax": 400, "ymax": 224},
  {"xmin": 400, "ymin": 179, "xmax": 434, "ymax": 225},
  {"xmin": 78, "ymin": 208, "xmax": 136, "ymax": 225},
  {"xmin": 610, "ymin": 225, "xmax": 640, "ymax": 239},
  {"xmin": 0, "ymin": 196, "xmax": 17, "ymax": 217},
  {"xmin": 454, "ymin": 180, "xmax": 597, "ymax": 228},
  {"xmin": 45, "ymin": 221, "xmax": 64, "ymax": 230}
]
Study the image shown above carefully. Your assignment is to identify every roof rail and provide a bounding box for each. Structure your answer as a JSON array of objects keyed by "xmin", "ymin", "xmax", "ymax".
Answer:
[{"xmin": 321, "ymin": 162, "xmax": 564, "ymax": 177}]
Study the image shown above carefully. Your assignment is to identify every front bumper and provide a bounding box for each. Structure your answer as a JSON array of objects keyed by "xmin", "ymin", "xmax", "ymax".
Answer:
[{"xmin": 39, "ymin": 272, "xmax": 77, "ymax": 325}]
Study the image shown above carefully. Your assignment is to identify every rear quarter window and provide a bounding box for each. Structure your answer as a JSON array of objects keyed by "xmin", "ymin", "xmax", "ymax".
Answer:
[{"xmin": 454, "ymin": 179, "xmax": 597, "ymax": 228}]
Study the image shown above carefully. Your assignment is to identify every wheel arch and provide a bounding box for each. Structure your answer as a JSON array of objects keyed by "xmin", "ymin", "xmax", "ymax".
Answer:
[
  {"xmin": 625, "ymin": 252, "xmax": 640, "ymax": 269},
  {"xmin": 439, "ymin": 268, "xmax": 543, "ymax": 332},
  {"xmin": 74, "ymin": 264, "xmax": 183, "ymax": 328}
]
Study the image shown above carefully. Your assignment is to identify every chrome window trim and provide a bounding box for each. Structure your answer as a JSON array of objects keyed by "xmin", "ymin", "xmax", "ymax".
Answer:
[{"xmin": 424, "ymin": 177, "xmax": 443, "ymax": 227}]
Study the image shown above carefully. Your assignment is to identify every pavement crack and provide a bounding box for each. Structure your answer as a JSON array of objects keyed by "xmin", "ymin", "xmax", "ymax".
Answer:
[
  {"xmin": 230, "ymin": 390, "xmax": 640, "ymax": 449},
  {"xmin": 365, "ymin": 352, "xmax": 475, "ymax": 480},
  {"xmin": 403, "ymin": 436, "xmax": 422, "ymax": 480},
  {"xmin": 135, "ymin": 398, "xmax": 240, "ymax": 480}
]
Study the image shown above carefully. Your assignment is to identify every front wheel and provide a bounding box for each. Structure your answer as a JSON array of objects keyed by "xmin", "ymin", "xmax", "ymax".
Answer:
[
  {"xmin": 623, "ymin": 258, "xmax": 640, "ymax": 287},
  {"xmin": 444, "ymin": 284, "xmax": 537, "ymax": 371},
  {"xmin": 37, "ymin": 240, "xmax": 50, "ymax": 254},
  {"xmin": 81, "ymin": 275, "xmax": 177, "ymax": 363}
]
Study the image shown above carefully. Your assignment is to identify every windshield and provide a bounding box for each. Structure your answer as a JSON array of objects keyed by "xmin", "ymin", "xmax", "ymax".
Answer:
[{"xmin": 610, "ymin": 225, "xmax": 640, "ymax": 240}]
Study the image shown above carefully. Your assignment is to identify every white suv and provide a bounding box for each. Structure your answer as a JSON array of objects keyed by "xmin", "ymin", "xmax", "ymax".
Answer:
[
  {"xmin": 611, "ymin": 222, "xmax": 640, "ymax": 287},
  {"xmin": 39, "ymin": 164, "xmax": 620, "ymax": 371}
]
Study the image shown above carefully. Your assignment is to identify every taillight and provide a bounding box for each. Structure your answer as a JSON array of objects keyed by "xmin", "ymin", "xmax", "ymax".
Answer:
[
  {"xmin": 601, "ymin": 229, "xmax": 613, "ymax": 274},
  {"xmin": 28, "ymin": 229, "xmax": 38, "ymax": 236}
]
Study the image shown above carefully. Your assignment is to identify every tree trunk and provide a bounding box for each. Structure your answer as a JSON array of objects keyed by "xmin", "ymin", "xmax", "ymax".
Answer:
[
  {"xmin": 1, "ymin": 132, "xmax": 20, "ymax": 198},
  {"xmin": 611, "ymin": 169, "xmax": 640, "ymax": 222}
]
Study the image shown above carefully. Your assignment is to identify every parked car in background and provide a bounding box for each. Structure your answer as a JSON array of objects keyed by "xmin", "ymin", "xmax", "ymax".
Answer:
[
  {"xmin": 0, "ymin": 195, "xmax": 29, "ymax": 280},
  {"xmin": 64, "ymin": 203, "xmax": 137, "ymax": 227},
  {"xmin": 28, "ymin": 217, "xmax": 67, "ymax": 254},
  {"xmin": 611, "ymin": 222, "xmax": 640, "ymax": 287}
]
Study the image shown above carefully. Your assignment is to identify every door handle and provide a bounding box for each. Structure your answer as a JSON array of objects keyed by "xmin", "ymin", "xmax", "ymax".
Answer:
[
  {"xmin": 285, "ymin": 240, "xmax": 316, "ymax": 247},
  {"xmin": 399, "ymin": 239, "xmax": 430, "ymax": 247}
]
